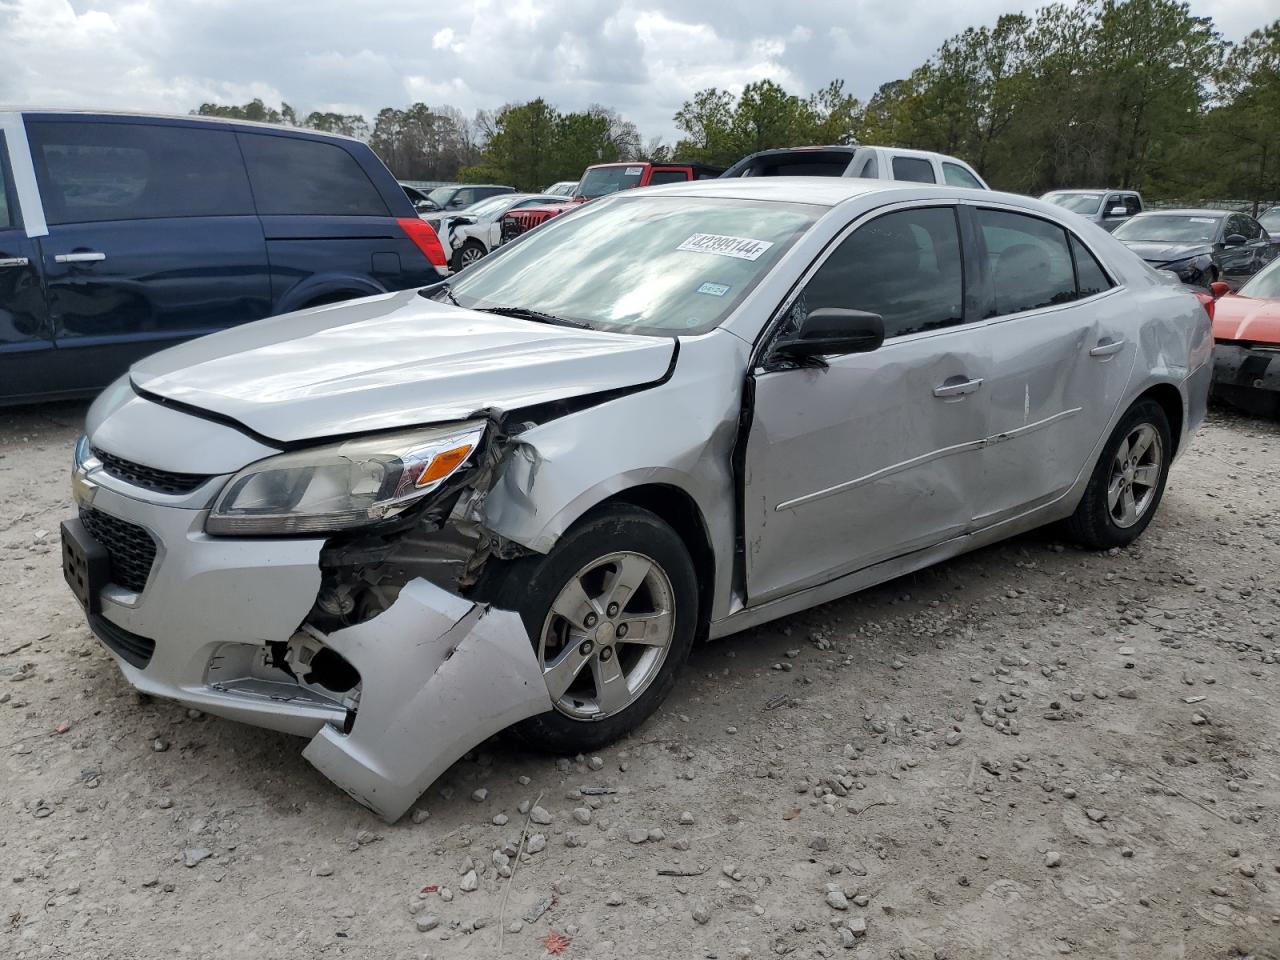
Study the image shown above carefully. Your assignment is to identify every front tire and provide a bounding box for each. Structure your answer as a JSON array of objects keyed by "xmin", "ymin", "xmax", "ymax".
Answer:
[
  {"xmin": 1064, "ymin": 399, "xmax": 1172, "ymax": 549},
  {"xmin": 452, "ymin": 240, "xmax": 487, "ymax": 273},
  {"xmin": 474, "ymin": 504, "xmax": 698, "ymax": 753}
]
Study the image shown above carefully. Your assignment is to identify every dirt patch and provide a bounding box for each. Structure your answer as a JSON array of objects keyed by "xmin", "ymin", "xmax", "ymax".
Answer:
[{"xmin": 2, "ymin": 401, "xmax": 1278, "ymax": 959}]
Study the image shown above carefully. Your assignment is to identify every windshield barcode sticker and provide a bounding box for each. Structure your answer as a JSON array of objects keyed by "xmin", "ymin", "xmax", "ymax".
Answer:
[{"xmin": 678, "ymin": 234, "xmax": 774, "ymax": 261}]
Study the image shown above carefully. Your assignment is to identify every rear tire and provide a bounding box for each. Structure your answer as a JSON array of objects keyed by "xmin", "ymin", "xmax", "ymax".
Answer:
[
  {"xmin": 473, "ymin": 504, "xmax": 698, "ymax": 753},
  {"xmin": 1064, "ymin": 399, "xmax": 1172, "ymax": 549}
]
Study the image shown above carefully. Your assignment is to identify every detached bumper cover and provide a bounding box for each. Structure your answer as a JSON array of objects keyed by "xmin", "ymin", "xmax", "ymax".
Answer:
[{"xmin": 304, "ymin": 580, "xmax": 551, "ymax": 822}]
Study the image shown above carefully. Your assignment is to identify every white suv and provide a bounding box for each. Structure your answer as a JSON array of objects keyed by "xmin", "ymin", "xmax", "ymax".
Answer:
[{"xmin": 720, "ymin": 145, "xmax": 989, "ymax": 189}]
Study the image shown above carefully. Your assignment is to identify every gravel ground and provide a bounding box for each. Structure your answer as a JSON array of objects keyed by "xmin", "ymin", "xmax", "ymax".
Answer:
[{"xmin": 2, "ymin": 401, "xmax": 1279, "ymax": 960}]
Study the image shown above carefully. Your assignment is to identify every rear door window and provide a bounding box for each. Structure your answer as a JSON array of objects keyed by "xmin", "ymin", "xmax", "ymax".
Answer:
[
  {"xmin": 977, "ymin": 209, "xmax": 1078, "ymax": 316},
  {"xmin": 1123, "ymin": 195, "xmax": 1141, "ymax": 215},
  {"xmin": 797, "ymin": 206, "xmax": 964, "ymax": 338},
  {"xmin": 891, "ymin": 156, "xmax": 937, "ymax": 183},
  {"xmin": 239, "ymin": 134, "xmax": 388, "ymax": 217},
  {"xmin": 942, "ymin": 162, "xmax": 983, "ymax": 189},
  {"xmin": 27, "ymin": 120, "xmax": 254, "ymax": 224}
]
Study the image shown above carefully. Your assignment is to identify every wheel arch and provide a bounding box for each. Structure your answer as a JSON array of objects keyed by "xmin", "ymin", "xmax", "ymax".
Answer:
[
  {"xmin": 1134, "ymin": 381, "xmax": 1184, "ymax": 458},
  {"xmin": 585, "ymin": 484, "xmax": 717, "ymax": 640}
]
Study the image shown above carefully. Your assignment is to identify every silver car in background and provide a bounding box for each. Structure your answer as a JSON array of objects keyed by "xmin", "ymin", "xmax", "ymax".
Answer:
[
  {"xmin": 1042, "ymin": 188, "xmax": 1144, "ymax": 232},
  {"xmin": 64, "ymin": 178, "xmax": 1212, "ymax": 820}
]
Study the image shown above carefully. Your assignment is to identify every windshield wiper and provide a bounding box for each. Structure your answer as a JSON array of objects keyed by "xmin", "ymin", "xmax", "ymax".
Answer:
[{"xmin": 476, "ymin": 306, "xmax": 590, "ymax": 329}]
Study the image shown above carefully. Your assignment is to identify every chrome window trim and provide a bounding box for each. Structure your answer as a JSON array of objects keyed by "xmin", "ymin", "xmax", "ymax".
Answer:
[{"xmin": 0, "ymin": 113, "xmax": 48, "ymax": 238}]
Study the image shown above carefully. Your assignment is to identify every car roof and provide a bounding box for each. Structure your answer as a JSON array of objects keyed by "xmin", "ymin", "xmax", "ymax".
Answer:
[
  {"xmin": 1045, "ymin": 188, "xmax": 1136, "ymax": 194},
  {"xmin": 440, "ymin": 183, "xmax": 514, "ymax": 190},
  {"xmin": 629, "ymin": 176, "xmax": 1016, "ymax": 208},
  {"xmin": 5, "ymin": 107, "xmax": 362, "ymax": 142},
  {"xmin": 1133, "ymin": 208, "xmax": 1228, "ymax": 218}
]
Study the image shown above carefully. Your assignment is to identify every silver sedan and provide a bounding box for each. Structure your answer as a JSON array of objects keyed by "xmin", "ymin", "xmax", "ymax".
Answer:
[{"xmin": 64, "ymin": 178, "xmax": 1213, "ymax": 820}]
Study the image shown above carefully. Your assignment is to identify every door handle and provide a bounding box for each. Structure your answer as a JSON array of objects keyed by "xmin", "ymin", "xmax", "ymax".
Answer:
[
  {"xmin": 1089, "ymin": 338, "xmax": 1126, "ymax": 357},
  {"xmin": 54, "ymin": 252, "xmax": 106, "ymax": 263},
  {"xmin": 933, "ymin": 377, "xmax": 984, "ymax": 398},
  {"xmin": 0, "ymin": 257, "xmax": 30, "ymax": 268}
]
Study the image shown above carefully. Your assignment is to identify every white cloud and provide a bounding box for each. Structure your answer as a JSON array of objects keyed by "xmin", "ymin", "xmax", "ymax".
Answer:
[{"xmin": 0, "ymin": 0, "xmax": 1271, "ymax": 143}]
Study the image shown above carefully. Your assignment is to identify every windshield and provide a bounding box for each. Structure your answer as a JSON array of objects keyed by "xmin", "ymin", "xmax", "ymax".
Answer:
[
  {"xmin": 425, "ymin": 187, "xmax": 456, "ymax": 208},
  {"xmin": 462, "ymin": 195, "xmax": 518, "ymax": 219},
  {"xmin": 1113, "ymin": 214, "xmax": 1221, "ymax": 243},
  {"xmin": 577, "ymin": 165, "xmax": 645, "ymax": 200},
  {"xmin": 1238, "ymin": 258, "xmax": 1280, "ymax": 299},
  {"xmin": 436, "ymin": 195, "xmax": 820, "ymax": 336},
  {"xmin": 1259, "ymin": 208, "xmax": 1280, "ymax": 232},
  {"xmin": 1045, "ymin": 193, "xmax": 1103, "ymax": 214}
]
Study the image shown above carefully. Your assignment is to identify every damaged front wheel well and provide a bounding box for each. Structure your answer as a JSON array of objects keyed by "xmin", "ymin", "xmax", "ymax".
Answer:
[{"xmin": 594, "ymin": 484, "xmax": 715, "ymax": 641}]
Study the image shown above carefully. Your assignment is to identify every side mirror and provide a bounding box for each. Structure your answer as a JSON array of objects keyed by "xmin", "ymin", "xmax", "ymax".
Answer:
[
  {"xmin": 1108, "ymin": 206, "xmax": 1128, "ymax": 217},
  {"xmin": 773, "ymin": 308, "xmax": 885, "ymax": 362},
  {"xmin": 1224, "ymin": 234, "xmax": 1247, "ymax": 246},
  {"xmin": 1210, "ymin": 280, "xmax": 1231, "ymax": 299}
]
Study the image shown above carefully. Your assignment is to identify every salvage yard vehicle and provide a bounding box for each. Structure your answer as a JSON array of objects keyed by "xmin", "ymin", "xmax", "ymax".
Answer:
[
  {"xmin": 499, "ymin": 160, "xmax": 724, "ymax": 242},
  {"xmin": 423, "ymin": 192, "xmax": 564, "ymax": 272},
  {"xmin": 1041, "ymin": 189, "xmax": 1142, "ymax": 232},
  {"xmin": 720, "ymin": 145, "xmax": 989, "ymax": 189},
  {"xmin": 415, "ymin": 183, "xmax": 514, "ymax": 212},
  {"xmin": 542, "ymin": 180, "xmax": 578, "ymax": 197},
  {"xmin": 0, "ymin": 110, "xmax": 448, "ymax": 406},
  {"xmin": 1210, "ymin": 258, "xmax": 1280, "ymax": 417},
  {"xmin": 1112, "ymin": 208, "xmax": 1275, "ymax": 288},
  {"xmin": 63, "ymin": 178, "xmax": 1212, "ymax": 821}
]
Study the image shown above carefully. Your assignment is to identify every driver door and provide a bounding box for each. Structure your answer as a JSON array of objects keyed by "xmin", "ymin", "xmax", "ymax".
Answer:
[{"xmin": 742, "ymin": 203, "xmax": 991, "ymax": 604}]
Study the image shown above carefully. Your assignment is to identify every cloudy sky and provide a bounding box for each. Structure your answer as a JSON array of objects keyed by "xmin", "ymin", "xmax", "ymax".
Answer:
[{"xmin": 1, "ymin": 0, "xmax": 1274, "ymax": 142}]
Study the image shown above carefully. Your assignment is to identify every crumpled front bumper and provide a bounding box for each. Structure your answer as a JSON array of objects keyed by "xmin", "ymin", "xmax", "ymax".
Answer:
[{"xmin": 74, "ymin": 472, "xmax": 550, "ymax": 822}]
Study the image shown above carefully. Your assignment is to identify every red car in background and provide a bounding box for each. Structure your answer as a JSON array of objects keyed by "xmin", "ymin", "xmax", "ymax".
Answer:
[
  {"xmin": 1210, "ymin": 259, "xmax": 1280, "ymax": 417},
  {"xmin": 498, "ymin": 160, "xmax": 723, "ymax": 245}
]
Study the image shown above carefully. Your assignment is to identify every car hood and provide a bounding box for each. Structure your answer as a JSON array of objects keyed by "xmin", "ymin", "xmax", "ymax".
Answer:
[
  {"xmin": 130, "ymin": 289, "xmax": 676, "ymax": 444},
  {"xmin": 1212, "ymin": 294, "xmax": 1280, "ymax": 344},
  {"xmin": 1121, "ymin": 241, "xmax": 1212, "ymax": 263}
]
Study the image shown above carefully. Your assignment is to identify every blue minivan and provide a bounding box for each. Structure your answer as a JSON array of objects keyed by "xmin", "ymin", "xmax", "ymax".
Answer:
[{"xmin": 0, "ymin": 110, "xmax": 449, "ymax": 405}]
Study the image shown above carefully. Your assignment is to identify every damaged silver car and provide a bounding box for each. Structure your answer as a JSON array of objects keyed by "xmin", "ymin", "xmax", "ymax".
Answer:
[{"xmin": 63, "ymin": 178, "xmax": 1213, "ymax": 821}]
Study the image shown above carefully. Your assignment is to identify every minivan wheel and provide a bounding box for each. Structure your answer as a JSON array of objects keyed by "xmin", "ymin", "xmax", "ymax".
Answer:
[
  {"xmin": 452, "ymin": 241, "xmax": 487, "ymax": 273},
  {"xmin": 1064, "ymin": 399, "xmax": 1172, "ymax": 549},
  {"xmin": 473, "ymin": 504, "xmax": 698, "ymax": 753}
]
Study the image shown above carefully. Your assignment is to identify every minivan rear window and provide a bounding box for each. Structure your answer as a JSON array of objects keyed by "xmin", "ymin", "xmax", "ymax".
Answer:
[
  {"xmin": 27, "ymin": 120, "xmax": 255, "ymax": 224},
  {"xmin": 239, "ymin": 134, "xmax": 389, "ymax": 217}
]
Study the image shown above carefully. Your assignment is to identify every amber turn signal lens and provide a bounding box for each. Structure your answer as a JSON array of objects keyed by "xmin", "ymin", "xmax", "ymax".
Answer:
[{"xmin": 416, "ymin": 444, "xmax": 475, "ymax": 487}]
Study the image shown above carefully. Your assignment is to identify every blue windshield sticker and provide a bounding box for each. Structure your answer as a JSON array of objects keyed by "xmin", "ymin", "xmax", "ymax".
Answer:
[{"xmin": 696, "ymin": 281, "xmax": 731, "ymax": 297}]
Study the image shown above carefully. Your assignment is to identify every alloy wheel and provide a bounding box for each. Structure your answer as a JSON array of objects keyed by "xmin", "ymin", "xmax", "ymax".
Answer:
[
  {"xmin": 1107, "ymin": 423, "xmax": 1162, "ymax": 528},
  {"xmin": 538, "ymin": 551, "xmax": 676, "ymax": 720}
]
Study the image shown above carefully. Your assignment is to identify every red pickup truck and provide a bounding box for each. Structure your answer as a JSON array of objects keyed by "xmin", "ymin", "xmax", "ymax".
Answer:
[{"xmin": 499, "ymin": 160, "xmax": 723, "ymax": 244}]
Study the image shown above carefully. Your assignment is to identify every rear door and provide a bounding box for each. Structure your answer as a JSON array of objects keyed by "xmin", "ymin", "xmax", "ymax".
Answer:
[
  {"xmin": 0, "ymin": 126, "xmax": 53, "ymax": 403},
  {"xmin": 971, "ymin": 206, "xmax": 1135, "ymax": 525},
  {"xmin": 237, "ymin": 131, "xmax": 439, "ymax": 308},
  {"xmin": 743, "ymin": 203, "xmax": 990, "ymax": 603},
  {"xmin": 27, "ymin": 117, "xmax": 271, "ymax": 395}
]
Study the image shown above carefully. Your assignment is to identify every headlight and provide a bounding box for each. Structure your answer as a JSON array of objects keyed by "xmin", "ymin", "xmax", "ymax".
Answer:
[
  {"xmin": 1159, "ymin": 257, "xmax": 1203, "ymax": 282},
  {"xmin": 206, "ymin": 422, "xmax": 485, "ymax": 535}
]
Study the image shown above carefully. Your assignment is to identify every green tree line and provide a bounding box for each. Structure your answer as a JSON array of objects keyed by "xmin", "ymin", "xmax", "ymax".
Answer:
[{"xmin": 196, "ymin": 1, "xmax": 1279, "ymax": 202}]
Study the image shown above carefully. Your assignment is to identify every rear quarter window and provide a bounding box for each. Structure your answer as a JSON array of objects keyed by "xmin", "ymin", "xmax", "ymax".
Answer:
[
  {"xmin": 891, "ymin": 156, "xmax": 937, "ymax": 183},
  {"xmin": 1070, "ymin": 235, "xmax": 1114, "ymax": 297},
  {"xmin": 239, "ymin": 134, "xmax": 389, "ymax": 217},
  {"xmin": 27, "ymin": 120, "xmax": 254, "ymax": 224}
]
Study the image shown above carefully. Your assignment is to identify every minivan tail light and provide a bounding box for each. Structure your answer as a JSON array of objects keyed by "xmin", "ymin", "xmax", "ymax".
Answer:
[{"xmin": 397, "ymin": 218, "xmax": 448, "ymax": 268}]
